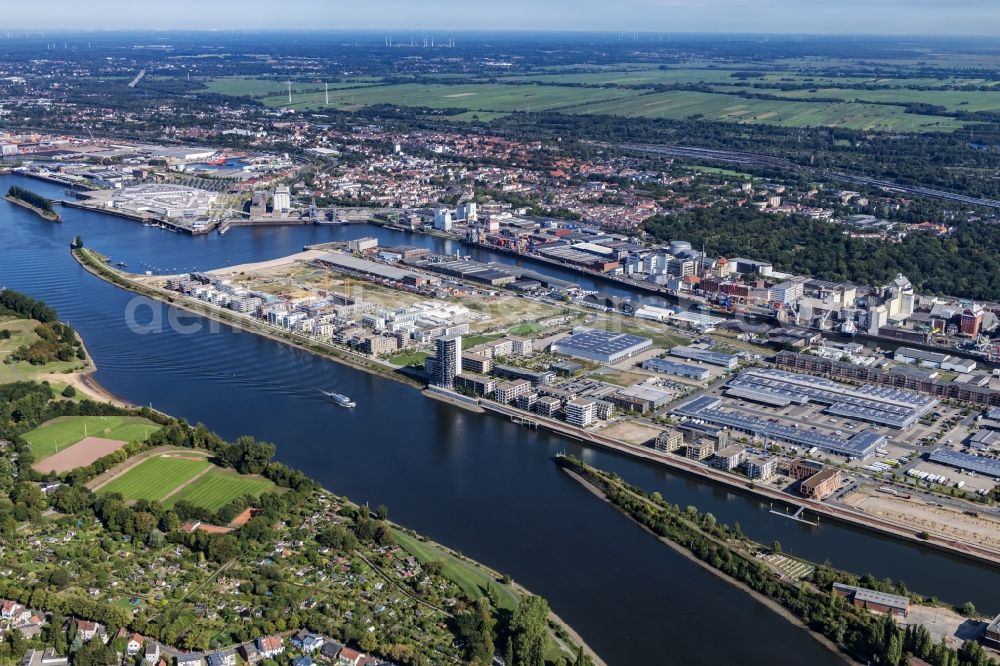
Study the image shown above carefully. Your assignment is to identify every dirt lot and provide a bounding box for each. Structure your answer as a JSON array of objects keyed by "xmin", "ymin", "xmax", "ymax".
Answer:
[
  {"xmin": 843, "ymin": 487, "xmax": 1000, "ymax": 551},
  {"xmin": 598, "ymin": 420, "xmax": 663, "ymax": 446},
  {"xmin": 33, "ymin": 437, "xmax": 128, "ymax": 474},
  {"xmin": 904, "ymin": 604, "xmax": 985, "ymax": 648}
]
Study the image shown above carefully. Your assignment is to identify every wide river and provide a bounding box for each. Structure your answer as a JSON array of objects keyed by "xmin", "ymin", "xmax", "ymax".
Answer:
[{"xmin": 2, "ymin": 174, "xmax": 997, "ymax": 666}]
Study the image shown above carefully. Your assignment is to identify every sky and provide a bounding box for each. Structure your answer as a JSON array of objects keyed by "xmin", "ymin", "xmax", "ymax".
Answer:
[{"xmin": 6, "ymin": 0, "xmax": 999, "ymax": 36}]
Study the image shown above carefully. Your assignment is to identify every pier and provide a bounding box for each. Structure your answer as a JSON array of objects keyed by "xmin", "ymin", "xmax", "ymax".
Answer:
[{"xmin": 769, "ymin": 503, "xmax": 819, "ymax": 526}]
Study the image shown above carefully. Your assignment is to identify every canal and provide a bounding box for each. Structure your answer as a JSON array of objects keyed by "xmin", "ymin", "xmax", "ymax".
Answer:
[{"xmin": 1, "ymin": 174, "xmax": 996, "ymax": 665}]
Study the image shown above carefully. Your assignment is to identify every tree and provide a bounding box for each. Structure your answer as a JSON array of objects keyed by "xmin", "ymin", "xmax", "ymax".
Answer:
[
  {"xmin": 510, "ymin": 596, "xmax": 548, "ymax": 666},
  {"xmin": 62, "ymin": 385, "xmax": 77, "ymax": 398}
]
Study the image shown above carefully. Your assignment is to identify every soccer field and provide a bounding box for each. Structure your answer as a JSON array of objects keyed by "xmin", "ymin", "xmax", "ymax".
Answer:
[
  {"xmin": 163, "ymin": 468, "xmax": 276, "ymax": 511},
  {"xmin": 23, "ymin": 415, "xmax": 160, "ymax": 461},
  {"xmin": 98, "ymin": 456, "xmax": 211, "ymax": 502}
]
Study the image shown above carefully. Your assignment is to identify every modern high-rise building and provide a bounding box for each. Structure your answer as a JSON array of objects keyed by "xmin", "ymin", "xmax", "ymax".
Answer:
[{"xmin": 432, "ymin": 333, "xmax": 462, "ymax": 388}]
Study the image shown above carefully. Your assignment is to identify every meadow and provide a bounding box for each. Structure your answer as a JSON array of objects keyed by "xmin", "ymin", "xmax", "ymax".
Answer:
[{"xmin": 23, "ymin": 415, "xmax": 160, "ymax": 461}]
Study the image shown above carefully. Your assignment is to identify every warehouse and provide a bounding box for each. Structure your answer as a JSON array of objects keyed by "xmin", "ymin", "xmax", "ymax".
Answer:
[
  {"xmin": 670, "ymin": 345, "xmax": 739, "ymax": 369},
  {"xmin": 894, "ymin": 347, "xmax": 977, "ymax": 374},
  {"xmin": 673, "ymin": 395, "xmax": 885, "ymax": 458},
  {"xmin": 927, "ymin": 448, "xmax": 1000, "ymax": 477},
  {"xmin": 641, "ymin": 358, "xmax": 711, "ymax": 381},
  {"xmin": 725, "ymin": 368, "xmax": 937, "ymax": 429},
  {"xmin": 314, "ymin": 252, "xmax": 437, "ymax": 286},
  {"xmin": 611, "ymin": 384, "xmax": 674, "ymax": 413},
  {"xmin": 551, "ymin": 327, "xmax": 652, "ymax": 365}
]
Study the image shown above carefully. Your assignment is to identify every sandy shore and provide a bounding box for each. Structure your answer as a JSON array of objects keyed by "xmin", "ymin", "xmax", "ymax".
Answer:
[{"xmin": 38, "ymin": 370, "xmax": 132, "ymax": 408}]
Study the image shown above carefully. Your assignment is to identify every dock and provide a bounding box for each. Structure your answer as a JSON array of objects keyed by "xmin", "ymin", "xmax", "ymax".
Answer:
[{"xmin": 769, "ymin": 503, "xmax": 819, "ymax": 526}]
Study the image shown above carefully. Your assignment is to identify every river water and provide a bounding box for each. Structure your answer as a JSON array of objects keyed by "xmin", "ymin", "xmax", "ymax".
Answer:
[{"xmin": 2, "ymin": 173, "xmax": 996, "ymax": 666}]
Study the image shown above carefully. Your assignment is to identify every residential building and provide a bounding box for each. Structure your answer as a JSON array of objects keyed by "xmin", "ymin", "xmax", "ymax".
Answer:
[
  {"xmin": 361, "ymin": 334, "xmax": 398, "ymax": 357},
  {"xmin": 654, "ymin": 429, "xmax": 684, "ymax": 454},
  {"xmin": 745, "ymin": 456, "xmax": 777, "ymax": 480},
  {"xmin": 454, "ymin": 373, "xmax": 496, "ymax": 397},
  {"xmin": 126, "ymin": 634, "xmax": 143, "ymax": 655},
  {"xmin": 495, "ymin": 379, "xmax": 532, "ymax": 404},
  {"xmin": 255, "ymin": 636, "xmax": 284, "ymax": 659},
  {"xmin": 143, "ymin": 642, "xmax": 160, "ymax": 665},
  {"xmin": 516, "ymin": 392, "xmax": 539, "ymax": 411},
  {"xmin": 712, "ymin": 445, "xmax": 746, "ymax": 471},
  {"xmin": 461, "ymin": 352, "xmax": 493, "ymax": 374},
  {"xmin": 535, "ymin": 396, "xmax": 562, "ymax": 417},
  {"xmin": 21, "ymin": 649, "xmax": 68, "ymax": 666},
  {"xmin": 206, "ymin": 650, "xmax": 237, "ymax": 666},
  {"xmin": 431, "ymin": 333, "xmax": 462, "ymax": 389},
  {"xmin": 800, "ymin": 468, "xmax": 842, "ymax": 499},
  {"xmin": 685, "ymin": 438, "xmax": 716, "ymax": 461},
  {"xmin": 564, "ymin": 398, "xmax": 597, "ymax": 427},
  {"xmin": 787, "ymin": 458, "xmax": 826, "ymax": 481}
]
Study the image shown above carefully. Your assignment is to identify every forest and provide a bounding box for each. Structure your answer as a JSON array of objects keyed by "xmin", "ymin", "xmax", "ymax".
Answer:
[{"xmin": 643, "ymin": 207, "xmax": 1000, "ymax": 300}]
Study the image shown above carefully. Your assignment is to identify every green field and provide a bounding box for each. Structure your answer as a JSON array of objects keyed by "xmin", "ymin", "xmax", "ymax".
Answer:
[
  {"xmin": 23, "ymin": 415, "xmax": 160, "ymax": 461},
  {"xmin": 201, "ymin": 62, "xmax": 997, "ymax": 132},
  {"xmin": 98, "ymin": 456, "xmax": 212, "ymax": 502},
  {"xmin": 508, "ymin": 322, "xmax": 544, "ymax": 336},
  {"xmin": 391, "ymin": 528, "xmax": 519, "ymax": 611},
  {"xmin": 561, "ymin": 90, "xmax": 966, "ymax": 132},
  {"xmin": 200, "ymin": 77, "xmax": 378, "ymax": 99},
  {"xmin": 163, "ymin": 468, "xmax": 276, "ymax": 511},
  {"xmin": 258, "ymin": 82, "xmax": 648, "ymax": 114},
  {"xmin": 388, "ymin": 350, "xmax": 429, "ymax": 367}
]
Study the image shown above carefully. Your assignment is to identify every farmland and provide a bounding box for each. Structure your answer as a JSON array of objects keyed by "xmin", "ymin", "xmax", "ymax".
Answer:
[
  {"xmin": 198, "ymin": 58, "xmax": 1000, "ymax": 132},
  {"xmin": 200, "ymin": 77, "xmax": 378, "ymax": 99},
  {"xmin": 23, "ymin": 415, "xmax": 160, "ymax": 461}
]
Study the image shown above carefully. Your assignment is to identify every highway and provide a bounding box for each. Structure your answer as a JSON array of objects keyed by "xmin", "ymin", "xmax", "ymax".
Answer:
[{"xmin": 621, "ymin": 143, "xmax": 1000, "ymax": 211}]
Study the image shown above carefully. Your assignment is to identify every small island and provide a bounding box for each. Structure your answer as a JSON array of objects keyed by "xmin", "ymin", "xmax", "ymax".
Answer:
[{"xmin": 4, "ymin": 185, "xmax": 61, "ymax": 222}]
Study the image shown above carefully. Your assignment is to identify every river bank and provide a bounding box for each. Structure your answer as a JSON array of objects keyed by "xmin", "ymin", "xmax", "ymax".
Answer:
[
  {"xmin": 72, "ymin": 247, "xmax": 426, "ymax": 390},
  {"xmin": 561, "ymin": 465, "xmax": 850, "ymax": 664},
  {"xmin": 4, "ymin": 194, "xmax": 61, "ymax": 222},
  {"xmin": 72, "ymin": 245, "xmax": 1000, "ymax": 570}
]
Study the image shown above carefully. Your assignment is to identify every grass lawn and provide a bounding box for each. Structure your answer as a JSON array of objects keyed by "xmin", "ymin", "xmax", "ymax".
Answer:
[
  {"xmin": 508, "ymin": 322, "xmax": 544, "ymax": 336},
  {"xmin": 200, "ymin": 77, "xmax": 377, "ymax": 99},
  {"xmin": 163, "ymin": 468, "xmax": 276, "ymax": 511},
  {"xmin": 462, "ymin": 333, "xmax": 507, "ymax": 348},
  {"xmin": 23, "ymin": 415, "xmax": 160, "ymax": 461},
  {"xmin": 391, "ymin": 528, "xmax": 519, "ymax": 612},
  {"xmin": 388, "ymin": 351, "xmax": 429, "ymax": 368},
  {"xmin": 98, "ymin": 456, "xmax": 211, "ymax": 502}
]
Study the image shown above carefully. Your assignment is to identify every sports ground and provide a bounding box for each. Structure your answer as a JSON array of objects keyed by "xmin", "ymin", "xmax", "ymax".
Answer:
[{"xmin": 24, "ymin": 415, "xmax": 160, "ymax": 472}]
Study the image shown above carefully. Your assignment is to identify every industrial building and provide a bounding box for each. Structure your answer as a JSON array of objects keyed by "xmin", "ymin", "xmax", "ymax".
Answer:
[
  {"xmin": 610, "ymin": 384, "xmax": 674, "ymax": 413},
  {"xmin": 641, "ymin": 358, "xmax": 711, "ymax": 381},
  {"xmin": 927, "ymin": 448, "xmax": 1000, "ymax": 477},
  {"xmin": 833, "ymin": 584, "xmax": 909, "ymax": 617},
  {"xmin": 551, "ymin": 327, "xmax": 653, "ymax": 365},
  {"xmin": 669, "ymin": 346, "xmax": 739, "ymax": 369},
  {"xmin": 110, "ymin": 183, "xmax": 217, "ymax": 219},
  {"xmin": 314, "ymin": 252, "xmax": 436, "ymax": 287},
  {"xmin": 724, "ymin": 368, "xmax": 937, "ymax": 429},
  {"xmin": 673, "ymin": 395, "xmax": 886, "ymax": 458}
]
